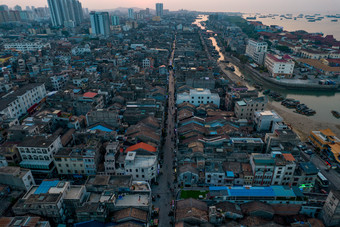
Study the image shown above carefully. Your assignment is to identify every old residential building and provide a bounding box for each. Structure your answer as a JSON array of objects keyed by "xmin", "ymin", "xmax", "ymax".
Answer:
[
  {"xmin": 54, "ymin": 140, "xmax": 101, "ymax": 175},
  {"xmin": 124, "ymin": 152, "xmax": 157, "ymax": 183},
  {"xmin": 322, "ymin": 190, "xmax": 340, "ymax": 226},
  {"xmin": 0, "ymin": 166, "xmax": 35, "ymax": 191},
  {"xmin": 13, "ymin": 180, "xmax": 86, "ymax": 223},
  {"xmin": 17, "ymin": 135, "xmax": 62, "ymax": 173},
  {"xmin": 104, "ymin": 142, "xmax": 120, "ymax": 175},
  {"xmin": 235, "ymin": 97, "xmax": 268, "ymax": 121},
  {"xmin": 0, "ymin": 83, "xmax": 47, "ymax": 119}
]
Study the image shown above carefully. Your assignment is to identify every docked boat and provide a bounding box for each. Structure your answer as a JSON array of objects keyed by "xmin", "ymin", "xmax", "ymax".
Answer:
[
  {"xmin": 281, "ymin": 99, "xmax": 300, "ymax": 108},
  {"xmin": 331, "ymin": 19, "xmax": 338, "ymax": 22},
  {"xmin": 331, "ymin": 110, "xmax": 340, "ymax": 118}
]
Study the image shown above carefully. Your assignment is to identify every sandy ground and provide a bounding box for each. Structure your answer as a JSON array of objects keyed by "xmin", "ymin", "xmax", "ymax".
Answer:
[{"xmin": 268, "ymin": 102, "xmax": 340, "ymax": 141}]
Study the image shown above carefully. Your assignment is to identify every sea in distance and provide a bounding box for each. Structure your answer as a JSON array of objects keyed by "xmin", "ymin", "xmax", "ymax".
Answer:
[{"xmin": 242, "ymin": 13, "xmax": 340, "ymax": 40}]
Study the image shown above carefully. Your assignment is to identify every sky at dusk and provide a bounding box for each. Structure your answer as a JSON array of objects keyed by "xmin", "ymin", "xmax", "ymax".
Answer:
[{"xmin": 0, "ymin": 0, "xmax": 340, "ymax": 13}]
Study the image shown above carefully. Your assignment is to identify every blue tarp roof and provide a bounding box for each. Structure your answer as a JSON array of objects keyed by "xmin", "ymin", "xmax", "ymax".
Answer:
[
  {"xmin": 34, "ymin": 180, "xmax": 59, "ymax": 194},
  {"xmin": 228, "ymin": 187, "xmax": 275, "ymax": 197},
  {"xmin": 226, "ymin": 171, "xmax": 235, "ymax": 178},
  {"xmin": 209, "ymin": 186, "xmax": 229, "ymax": 191},
  {"xmin": 271, "ymin": 186, "xmax": 296, "ymax": 197},
  {"xmin": 209, "ymin": 186, "xmax": 276, "ymax": 197},
  {"xmin": 89, "ymin": 125, "xmax": 113, "ymax": 132}
]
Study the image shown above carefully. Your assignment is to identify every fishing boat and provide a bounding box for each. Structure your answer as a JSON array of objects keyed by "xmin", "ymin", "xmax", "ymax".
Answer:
[{"xmin": 331, "ymin": 110, "xmax": 340, "ymax": 118}]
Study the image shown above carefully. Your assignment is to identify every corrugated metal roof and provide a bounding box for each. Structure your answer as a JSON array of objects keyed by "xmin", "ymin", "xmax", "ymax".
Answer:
[
  {"xmin": 228, "ymin": 187, "xmax": 275, "ymax": 197},
  {"xmin": 34, "ymin": 180, "xmax": 59, "ymax": 194}
]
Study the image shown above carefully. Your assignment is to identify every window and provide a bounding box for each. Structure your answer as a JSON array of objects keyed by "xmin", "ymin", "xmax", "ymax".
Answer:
[
  {"xmin": 136, "ymin": 175, "xmax": 139, "ymax": 178},
  {"xmin": 142, "ymin": 175, "xmax": 145, "ymax": 178},
  {"xmin": 136, "ymin": 169, "xmax": 138, "ymax": 172}
]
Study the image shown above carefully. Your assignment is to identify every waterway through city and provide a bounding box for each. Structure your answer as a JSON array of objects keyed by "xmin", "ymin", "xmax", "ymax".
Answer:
[{"xmin": 193, "ymin": 15, "xmax": 340, "ymax": 124}]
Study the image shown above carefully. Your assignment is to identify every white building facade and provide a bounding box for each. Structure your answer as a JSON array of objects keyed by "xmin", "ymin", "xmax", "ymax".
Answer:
[
  {"xmin": 176, "ymin": 88, "xmax": 220, "ymax": 107},
  {"xmin": 17, "ymin": 135, "xmax": 62, "ymax": 172},
  {"xmin": 4, "ymin": 42, "xmax": 51, "ymax": 52},
  {"xmin": 254, "ymin": 110, "xmax": 283, "ymax": 132},
  {"xmin": 124, "ymin": 152, "xmax": 157, "ymax": 183},
  {"xmin": 0, "ymin": 83, "xmax": 47, "ymax": 119},
  {"xmin": 265, "ymin": 54, "xmax": 295, "ymax": 78},
  {"xmin": 245, "ymin": 39, "xmax": 268, "ymax": 65}
]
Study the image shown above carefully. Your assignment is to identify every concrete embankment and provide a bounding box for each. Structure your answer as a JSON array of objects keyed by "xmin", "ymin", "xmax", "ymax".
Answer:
[{"xmin": 229, "ymin": 56, "xmax": 339, "ymax": 91}]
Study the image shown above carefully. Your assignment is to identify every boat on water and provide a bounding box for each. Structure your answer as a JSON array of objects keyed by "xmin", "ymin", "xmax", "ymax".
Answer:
[
  {"xmin": 331, "ymin": 110, "xmax": 340, "ymax": 118},
  {"xmin": 331, "ymin": 19, "xmax": 338, "ymax": 22}
]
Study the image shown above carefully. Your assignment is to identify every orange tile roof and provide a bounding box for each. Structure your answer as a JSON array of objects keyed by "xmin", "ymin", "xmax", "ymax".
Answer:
[
  {"xmin": 320, "ymin": 128, "xmax": 336, "ymax": 137},
  {"xmin": 125, "ymin": 142, "xmax": 157, "ymax": 153},
  {"xmin": 282, "ymin": 153, "xmax": 295, "ymax": 162},
  {"xmin": 83, "ymin": 92, "xmax": 98, "ymax": 98}
]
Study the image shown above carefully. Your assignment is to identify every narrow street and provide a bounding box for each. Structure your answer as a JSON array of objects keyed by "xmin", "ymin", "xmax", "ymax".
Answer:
[{"xmin": 151, "ymin": 35, "xmax": 177, "ymax": 226}]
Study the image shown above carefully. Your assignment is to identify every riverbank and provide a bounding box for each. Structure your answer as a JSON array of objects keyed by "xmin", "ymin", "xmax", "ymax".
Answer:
[{"xmin": 268, "ymin": 102, "xmax": 340, "ymax": 141}]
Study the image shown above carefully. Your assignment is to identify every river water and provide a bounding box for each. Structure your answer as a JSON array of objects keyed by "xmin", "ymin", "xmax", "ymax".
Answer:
[{"xmin": 193, "ymin": 15, "xmax": 340, "ymax": 124}]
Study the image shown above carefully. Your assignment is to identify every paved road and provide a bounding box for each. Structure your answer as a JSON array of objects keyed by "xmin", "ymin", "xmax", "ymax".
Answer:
[
  {"xmin": 151, "ymin": 36, "xmax": 177, "ymax": 226},
  {"xmin": 310, "ymin": 154, "xmax": 340, "ymax": 190}
]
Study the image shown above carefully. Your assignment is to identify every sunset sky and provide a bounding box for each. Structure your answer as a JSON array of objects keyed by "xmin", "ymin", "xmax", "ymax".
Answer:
[{"xmin": 0, "ymin": 0, "xmax": 340, "ymax": 13}]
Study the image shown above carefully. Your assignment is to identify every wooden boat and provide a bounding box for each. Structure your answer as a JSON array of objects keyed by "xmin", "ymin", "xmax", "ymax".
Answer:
[{"xmin": 331, "ymin": 110, "xmax": 340, "ymax": 118}]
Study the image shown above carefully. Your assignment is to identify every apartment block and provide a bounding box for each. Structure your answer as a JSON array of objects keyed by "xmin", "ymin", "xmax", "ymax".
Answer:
[
  {"xmin": 54, "ymin": 140, "xmax": 101, "ymax": 175},
  {"xmin": 0, "ymin": 166, "xmax": 35, "ymax": 191},
  {"xmin": 322, "ymin": 190, "xmax": 340, "ymax": 226},
  {"xmin": 235, "ymin": 96, "xmax": 268, "ymax": 121},
  {"xmin": 265, "ymin": 54, "xmax": 295, "ymax": 78},
  {"xmin": 124, "ymin": 152, "xmax": 157, "ymax": 183},
  {"xmin": 0, "ymin": 83, "xmax": 47, "ymax": 119},
  {"xmin": 4, "ymin": 42, "xmax": 51, "ymax": 52},
  {"xmin": 245, "ymin": 39, "xmax": 268, "ymax": 65},
  {"xmin": 17, "ymin": 135, "xmax": 62, "ymax": 173}
]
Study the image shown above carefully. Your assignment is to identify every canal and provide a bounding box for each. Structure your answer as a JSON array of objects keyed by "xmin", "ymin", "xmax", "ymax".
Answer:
[{"xmin": 193, "ymin": 15, "xmax": 340, "ymax": 124}]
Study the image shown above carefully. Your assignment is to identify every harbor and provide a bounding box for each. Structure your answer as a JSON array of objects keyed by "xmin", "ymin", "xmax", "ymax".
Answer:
[{"xmin": 193, "ymin": 15, "xmax": 340, "ymax": 139}]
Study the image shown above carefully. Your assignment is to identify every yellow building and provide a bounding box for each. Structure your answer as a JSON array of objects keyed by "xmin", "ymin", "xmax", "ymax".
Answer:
[
  {"xmin": 309, "ymin": 128, "xmax": 340, "ymax": 151},
  {"xmin": 329, "ymin": 144, "xmax": 340, "ymax": 163}
]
